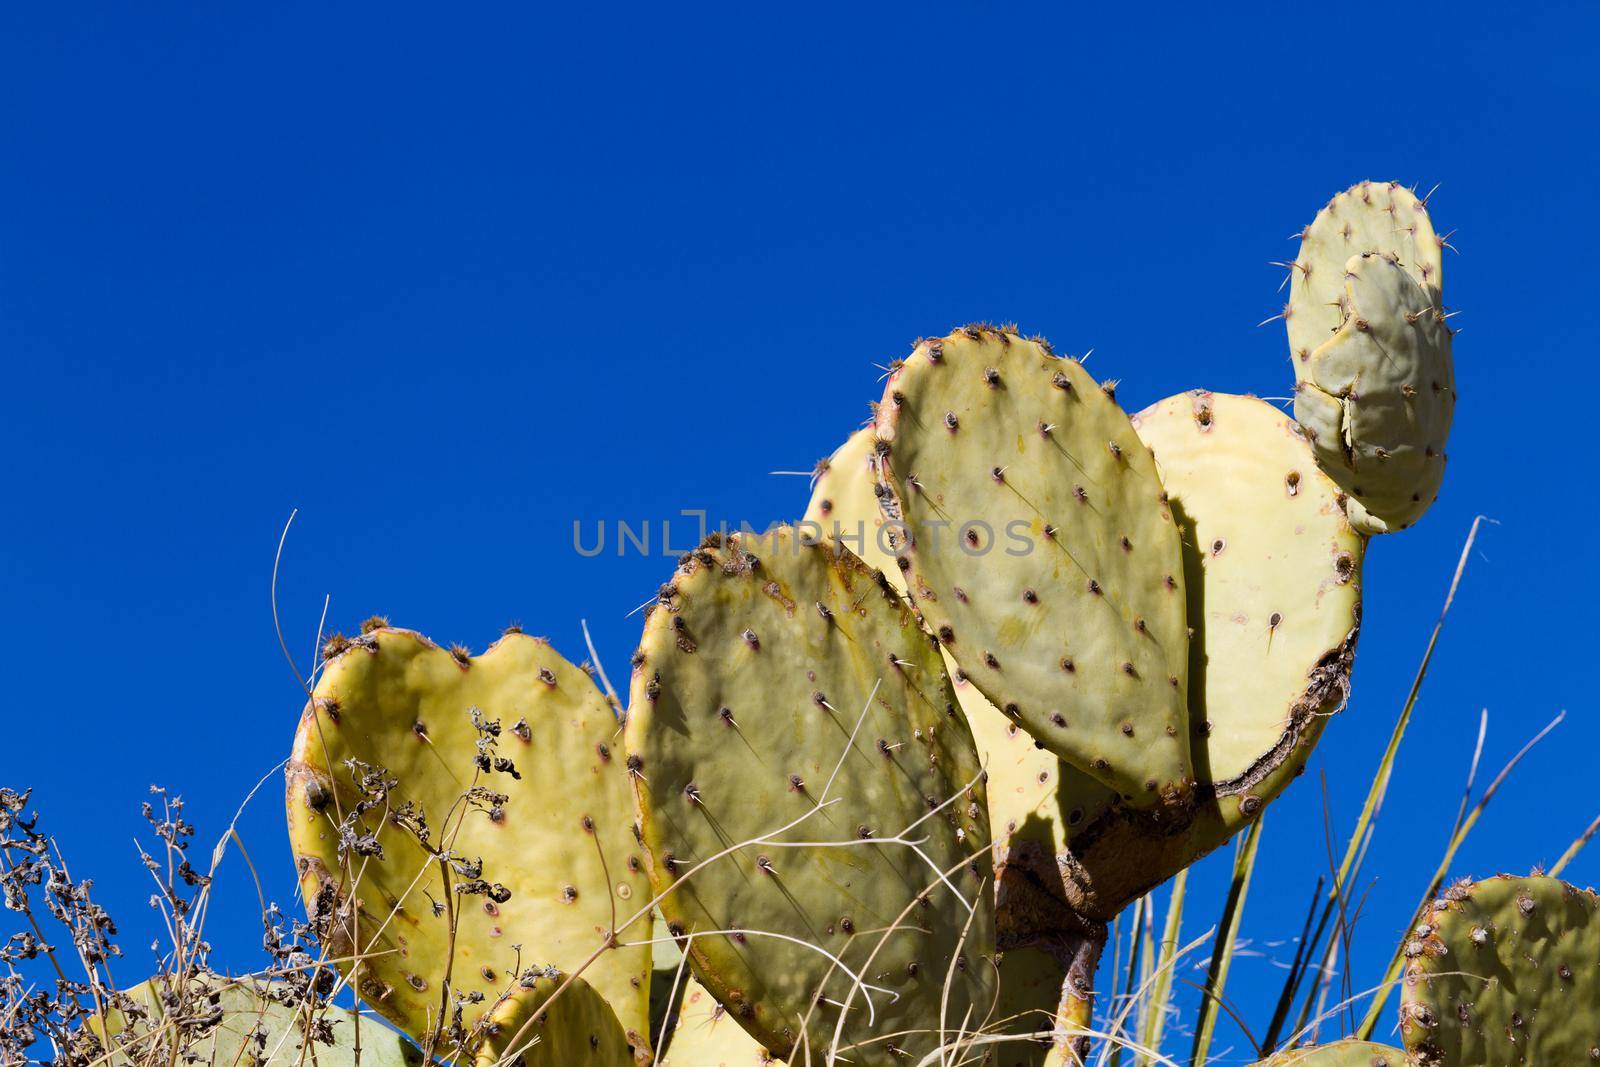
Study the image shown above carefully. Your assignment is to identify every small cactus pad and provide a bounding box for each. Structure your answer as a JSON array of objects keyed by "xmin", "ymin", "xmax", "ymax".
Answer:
[
  {"xmin": 1286, "ymin": 180, "xmax": 1442, "ymax": 367},
  {"xmin": 1051, "ymin": 393, "xmax": 1362, "ymax": 919},
  {"xmin": 806, "ymin": 426, "xmax": 1117, "ymax": 947},
  {"xmin": 626, "ymin": 526, "xmax": 994, "ymax": 1065},
  {"xmin": 1253, "ymin": 1041, "xmax": 1404, "ymax": 1066},
  {"xmin": 94, "ymin": 973, "xmax": 422, "ymax": 1067},
  {"xmin": 659, "ymin": 973, "xmax": 774, "ymax": 1066},
  {"xmin": 1293, "ymin": 253, "xmax": 1454, "ymax": 533},
  {"xmin": 286, "ymin": 627, "xmax": 652, "ymax": 1055},
  {"xmin": 1401, "ymin": 874, "xmax": 1600, "ymax": 1065},
  {"xmin": 474, "ymin": 971, "xmax": 633, "ymax": 1066},
  {"xmin": 875, "ymin": 324, "xmax": 1191, "ymax": 807}
]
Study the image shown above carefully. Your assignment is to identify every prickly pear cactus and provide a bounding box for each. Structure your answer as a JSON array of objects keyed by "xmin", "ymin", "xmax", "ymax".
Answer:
[
  {"xmin": 93, "ymin": 973, "xmax": 422, "ymax": 1067},
  {"xmin": 1401, "ymin": 874, "xmax": 1600, "ymax": 1065},
  {"xmin": 474, "ymin": 970, "xmax": 633, "ymax": 1066},
  {"xmin": 874, "ymin": 324, "xmax": 1192, "ymax": 808},
  {"xmin": 1285, "ymin": 181, "xmax": 1454, "ymax": 534},
  {"xmin": 1285, "ymin": 180, "xmax": 1442, "ymax": 366},
  {"xmin": 625, "ymin": 526, "xmax": 994, "ymax": 1066},
  {"xmin": 1253, "ymin": 1041, "xmax": 1404, "ymax": 1066},
  {"xmin": 1054, "ymin": 393, "xmax": 1362, "ymax": 918},
  {"xmin": 659, "ymin": 973, "xmax": 774, "ymax": 1066},
  {"xmin": 286, "ymin": 627, "xmax": 653, "ymax": 1057}
]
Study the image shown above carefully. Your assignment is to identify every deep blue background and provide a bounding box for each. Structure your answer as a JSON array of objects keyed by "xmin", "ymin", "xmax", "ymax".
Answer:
[{"xmin": 2, "ymin": 5, "xmax": 1594, "ymax": 1061}]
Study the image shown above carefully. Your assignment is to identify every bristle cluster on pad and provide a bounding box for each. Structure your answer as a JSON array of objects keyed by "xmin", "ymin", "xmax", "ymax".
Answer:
[
  {"xmin": 625, "ymin": 526, "xmax": 994, "ymax": 1066},
  {"xmin": 874, "ymin": 324, "xmax": 1193, "ymax": 809},
  {"xmin": 1401, "ymin": 874, "xmax": 1600, "ymax": 1065},
  {"xmin": 285, "ymin": 627, "xmax": 652, "ymax": 1059}
]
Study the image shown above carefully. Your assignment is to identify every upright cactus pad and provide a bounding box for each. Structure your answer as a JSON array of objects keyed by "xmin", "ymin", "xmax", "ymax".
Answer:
[
  {"xmin": 806, "ymin": 425, "xmax": 1113, "ymax": 950},
  {"xmin": 659, "ymin": 973, "xmax": 774, "ymax": 1066},
  {"xmin": 874, "ymin": 324, "xmax": 1191, "ymax": 808},
  {"xmin": 1285, "ymin": 180, "xmax": 1442, "ymax": 365},
  {"xmin": 94, "ymin": 974, "xmax": 422, "ymax": 1067},
  {"xmin": 285, "ymin": 627, "xmax": 652, "ymax": 1057},
  {"xmin": 1293, "ymin": 252, "xmax": 1455, "ymax": 533},
  {"xmin": 626, "ymin": 527, "xmax": 994, "ymax": 1065},
  {"xmin": 1401, "ymin": 874, "xmax": 1600, "ymax": 1065},
  {"xmin": 473, "ymin": 971, "xmax": 633, "ymax": 1066},
  {"xmin": 1057, "ymin": 393, "xmax": 1362, "ymax": 918},
  {"xmin": 1253, "ymin": 1041, "xmax": 1404, "ymax": 1066}
]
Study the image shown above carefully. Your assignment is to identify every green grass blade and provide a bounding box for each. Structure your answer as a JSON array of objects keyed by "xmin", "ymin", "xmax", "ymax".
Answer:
[
  {"xmin": 1138, "ymin": 869, "xmax": 1187, "ymax": 1067},
  {"xmin": 1257, "ymin": 875, "xmax": 1324, "ymax": 1053},
  {"xmin": 1189, "ymin": 817, "xmax": 1264, "ymax": 1066},
  {"xmin": 1275, "ymin": 516, "xmax": 1488, "ymax": 1049}
]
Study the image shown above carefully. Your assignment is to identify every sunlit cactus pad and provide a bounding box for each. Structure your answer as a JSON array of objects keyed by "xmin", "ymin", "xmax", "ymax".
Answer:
[
  {"xmin": 473, "ymin": 970, "xmax": 634, "ymax": 1066},
  {"xmin": 286, "ymin": 626, "xmax": 652, "ymax": 1056},
  {"xmin": 874, "ymin": 324, "xmax": 1191, "ymax": 807},
  {"xmin": 1293, "ymin": 252, "xmax": 1454, "ymax": 533},
  {"xmin": 658, "ymin": 972, "xmax": 774, "ymax": 1066},
  {"xmin": 1286, "ymin": 180, "xmax": 1443, "ymax": 365},
  {"xmin": 1402, "ymin": 874, "xmax": 1600, "ymax": 1065},
  {"xmin": 805, "ymin": 424, "xmax": 1114, "ymax": 948},
  {"xmin": 626, "ymin": 526, "xmax": 994, "ymax": 1065}
]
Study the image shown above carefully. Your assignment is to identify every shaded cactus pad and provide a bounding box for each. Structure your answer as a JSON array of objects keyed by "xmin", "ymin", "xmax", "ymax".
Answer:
[
  {"xmin": 285, "ymin": 627, "xmax": 652, "ymax": 1056},
  {"xmin": 92, "ymin": 973, "xmax": 422, "ymax": 1066},
  {"xmin": 1401, "ymin": 874, "xmax": 1600, "ymax": 1065},
  {"xmin": 874, "ymin": 324, "xmax": 1191, "ymax": 807},
  {"xmin": 625, "ymin": 526, "xmax": 994, "ymax": 1066},
  {"xmin": 1253, "ymin": 1041, "xmax": 1404, "ymax": 1066}
]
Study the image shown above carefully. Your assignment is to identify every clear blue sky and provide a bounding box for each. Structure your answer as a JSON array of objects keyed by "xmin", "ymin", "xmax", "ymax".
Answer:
[{"xmin": 2, "ymin": 4, "xmax": 1594, "ymax": 1061}]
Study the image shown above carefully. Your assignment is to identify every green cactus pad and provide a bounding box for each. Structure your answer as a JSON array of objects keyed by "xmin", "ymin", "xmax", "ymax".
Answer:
[
  {"xmin": 625, "ymin": 526, "xmax": 994, "ymax": 1065},
  {"xmin": 474, "ymin": 971, "xmax": 633, "ymax": 1066},
  {"xmin": 94, "ymin": 974, "xmax": 423, "ymax": 1067},
  {"xmin": 806, "ymin": 425, "xmax": 1116, "ymax": 950},
  {"xmin": 1401, "ymin": 874, "xmax": 1600, "ymax": 1065},
  {"xmin": 1253, "ymin": 1041, "xmax": 1404, "ymax": 1066},
  {"xmin": 1286, "ymin": 180, "xmax": 1442, "ymax": 367},
  {"xmin": 659, "ymin": 973, "xmax": 774, "ymax": 1066},
  {"xmin": 286, "ymin": 627, "xmax": 652, "ymax": 1056},
  {"xmin": 874, "ymin": 324, "xmax": 1191, "ymax": 808},
  {"xmin": 1052, "ymin": 393, "xmax": 1362, "ymax": 919},
  {"xmin": 1294, "ymin": 252, "xmax": 1454, "ymax": 534}
]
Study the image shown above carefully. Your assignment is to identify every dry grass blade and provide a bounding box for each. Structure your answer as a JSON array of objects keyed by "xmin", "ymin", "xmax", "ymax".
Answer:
[
  {"xmin": 1548, "ymin": 810, "xmax": 1600, "ymax": 879},
  {"xmin": 1189, "ymin": 817, "xmax": 1264, "ymax": 1066}
]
